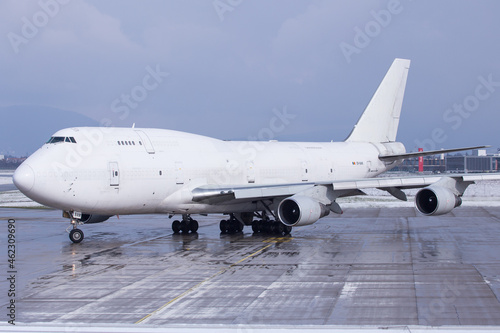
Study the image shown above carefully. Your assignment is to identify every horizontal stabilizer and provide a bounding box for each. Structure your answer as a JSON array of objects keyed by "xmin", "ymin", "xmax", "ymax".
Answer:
[{"xmin": 379, "ymin": 145, "xmax": 489, "ymax": 162}]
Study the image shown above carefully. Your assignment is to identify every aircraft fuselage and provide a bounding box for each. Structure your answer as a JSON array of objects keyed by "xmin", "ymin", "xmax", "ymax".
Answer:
[{"xmin": 15, "ymin": 127, "xmax": 405, "ymax": 216}]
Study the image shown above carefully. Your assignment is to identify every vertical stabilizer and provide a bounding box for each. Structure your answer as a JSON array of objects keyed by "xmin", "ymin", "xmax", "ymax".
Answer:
[{"xmin": 345, "ymin": 58, "xmax": 410, "ymax": 143}]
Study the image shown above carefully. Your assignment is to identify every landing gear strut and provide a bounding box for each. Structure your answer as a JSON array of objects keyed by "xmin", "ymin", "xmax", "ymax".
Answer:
[{"xmin": 172, "ymin": 214, "xmax": 199, "ymax": 234}]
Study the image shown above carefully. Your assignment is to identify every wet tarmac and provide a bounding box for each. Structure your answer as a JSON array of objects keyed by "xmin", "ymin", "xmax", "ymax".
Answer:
[
  {"xmin": 0, "ymin": 184, "xmax": 16, "ymax": 192},
  {"xmin": 1, "ymin": 206, "xmax": 500, "ymax": 328}
]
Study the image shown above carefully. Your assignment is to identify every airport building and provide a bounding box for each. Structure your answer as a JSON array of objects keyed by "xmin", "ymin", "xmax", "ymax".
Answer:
[
  {"xmin": 446, "ymin": 154, "xmax": 500, "ymax": 173},
  {"xmin": 393, "ymin": 155, "xmax": 446, "ymax": 173},
  {"xmin": 0, "ymin": 156, "xmax": 26, "ymax": 169},
  {"xmin": 393, "ymin": 149, "xmax": 500, "ymax": 173}
]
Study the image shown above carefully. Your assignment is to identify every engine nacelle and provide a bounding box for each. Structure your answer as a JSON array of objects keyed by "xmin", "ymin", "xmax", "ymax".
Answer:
[
  {"xmin": 277, "ymin": 195, "xmax": 330, "ymax": 227},
  {"xmin": 415, "ymin": 186, "xmax": 462, "ymax": 216},
  {"xmin": 80, "ymin": 214, "xmax": 112, "ymax": 224}
]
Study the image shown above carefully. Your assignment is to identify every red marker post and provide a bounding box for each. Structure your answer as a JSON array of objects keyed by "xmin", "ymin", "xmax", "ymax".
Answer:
[{"xmin": 418, "ymin": 148, "xmax": 424, "ymax": 173}]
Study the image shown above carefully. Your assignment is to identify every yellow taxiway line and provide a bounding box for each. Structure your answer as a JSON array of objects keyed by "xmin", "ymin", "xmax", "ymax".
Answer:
[{"xmin": 135, "ymin": 237, "xmax": 292, "ymax": 324}]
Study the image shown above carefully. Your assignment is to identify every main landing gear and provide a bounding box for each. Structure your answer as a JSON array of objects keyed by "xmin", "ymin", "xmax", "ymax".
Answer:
[
  {"xmin": 251, "ymin": 210, "xmax": 292, "ymax": 236},
  {"xmin": 219, "ymin": 214, "xmax": 244, "ymax": 234},
  {"xmin": 172, "ymin": 214, "xmax": 199, "ymax": 234},
  {"xmin": 251, "ymin": 219, "xmax": 292, "ymax": 235},
  {"xmin": 219, "ymin": 212, "xmax": 293, "ymax": 236}
]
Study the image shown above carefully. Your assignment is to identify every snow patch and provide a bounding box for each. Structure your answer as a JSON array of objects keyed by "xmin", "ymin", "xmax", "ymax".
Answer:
[
  {"xmin": 0, "ymin": 170, "xmax": 14, "ymax": 185},
  {"xmin": 0, "ymin": 190, "xmax": 45, "ymax": 208}
]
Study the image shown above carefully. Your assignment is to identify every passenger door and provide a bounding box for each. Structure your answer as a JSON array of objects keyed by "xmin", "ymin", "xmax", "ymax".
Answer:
[{"xmin": 109, "ymin": 162, "xmax": 120, "ymax": 187}]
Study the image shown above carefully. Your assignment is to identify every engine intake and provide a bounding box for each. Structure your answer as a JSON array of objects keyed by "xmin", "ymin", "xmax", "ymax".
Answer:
[
  {"xmin": 277, "ymin": 195, "xmax": 330, "ymax": 227},
  {"xmin": 415, "ymin": 186, "xmax": 462, "ymax": 216}
]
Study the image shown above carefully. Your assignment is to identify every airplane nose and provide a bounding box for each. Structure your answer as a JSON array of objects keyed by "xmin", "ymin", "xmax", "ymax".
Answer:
[{"xmin": 13, "ymin": 164, "xmax": 35, "ymax": 193}]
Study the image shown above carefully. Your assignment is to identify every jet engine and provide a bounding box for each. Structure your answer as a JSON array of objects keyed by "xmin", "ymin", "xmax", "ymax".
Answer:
[
  {"xmin": 277, "ymin": 195, "xmax": 330, "ymax": 227},
  {"xmin": 80, "ymin": 214, "xmax": 112, "ymax": 224},
  {"xmin": 415, "ymin": 186, "xmax": 462, "ymax": 216}
]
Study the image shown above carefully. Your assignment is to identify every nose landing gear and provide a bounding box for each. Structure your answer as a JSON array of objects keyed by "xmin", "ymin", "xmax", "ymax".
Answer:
[{"xmin": 64, "ymin": 212, "xmax": 85, "ymax": 243}]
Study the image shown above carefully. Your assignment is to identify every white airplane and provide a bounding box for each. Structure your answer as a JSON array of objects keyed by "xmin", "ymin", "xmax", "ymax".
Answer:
[{"xmin": 13, "ymin": 58, "xmax": 500, "ymax": 243}]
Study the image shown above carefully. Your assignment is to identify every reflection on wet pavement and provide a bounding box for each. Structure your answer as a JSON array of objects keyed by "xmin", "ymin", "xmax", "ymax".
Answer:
[{"xmin": 1, "ymin": 206, "xmax": 500, "ymax": 326}]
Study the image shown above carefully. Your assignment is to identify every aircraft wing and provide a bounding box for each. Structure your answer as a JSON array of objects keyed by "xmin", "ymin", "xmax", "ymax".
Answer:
[
  {"xmin": 192, "ymin": 183, "xmax": 316, "ymax": 204},
  {"xmin": 330, "ymin": 173, "xmax": 500, "ymax": 201},
  {"xmin": 191, "ymin": 173, "xmax": 500, "ymax": 204}
]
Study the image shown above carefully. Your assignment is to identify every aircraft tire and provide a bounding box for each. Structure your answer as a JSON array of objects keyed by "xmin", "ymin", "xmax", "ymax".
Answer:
[
  {"xmin": 257, "ymin": 220, "xmax": 265, "ymax": 233},
  {"xmin": 220, "ymin": 220, "xmax": 228, "ymax": 233},
  {"xmin": 274, "ymin": 221, "xmax": 285, "ymax": 235},
  {"xmin": 69, "ymin": 229, "xmax": 84, "ymax": 243},
  {"xmin": 252, "ymin": 221, "xmax": 259, "ymax": 233},
  {"xmin": 180, "ymin": 220, "xmax": 190, "ymax": 233},
  {"xmin": 172, "ymin": 220, "xmax": 181, "ymax": 233},
  {"xmin": 190, "ymin": 220, "xmax": 199, "ymax": 233},
  {"xmin": 228, "ymin": 219, "xmax": 236, "ymax": 233}
]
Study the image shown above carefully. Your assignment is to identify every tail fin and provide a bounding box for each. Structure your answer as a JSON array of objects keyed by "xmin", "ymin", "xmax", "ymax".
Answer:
[{"xmin": 345, "ymin": 58, "xmax": 410, "ymax": 143}]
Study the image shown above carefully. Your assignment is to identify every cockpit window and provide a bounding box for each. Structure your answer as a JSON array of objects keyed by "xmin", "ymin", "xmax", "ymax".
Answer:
[
  {"xmin": 47, "ymin": 137, "xmax": 65, "ymax": 144},
  {"xmin": 46, "ymin": 136, "xmax": 77, "ymax": 144}
]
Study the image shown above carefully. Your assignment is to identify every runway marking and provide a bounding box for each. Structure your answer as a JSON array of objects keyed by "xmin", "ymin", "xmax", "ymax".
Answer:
[
  {"xmin": 229, "ymin": 243, "xmax": 273, "ymax": 267},
  {"xmin": 135, "ymin": 238, "xmax": 275, "ymax": 324},
  {"xmin": 263, "ymin": 236, "xmax": 294, "ymax": 243}
]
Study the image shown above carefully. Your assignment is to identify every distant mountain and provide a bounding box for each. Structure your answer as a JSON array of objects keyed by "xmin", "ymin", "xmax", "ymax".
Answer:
[{"xmin": 0, "ymin": 105, "xmax": 98, "ymax": 156}]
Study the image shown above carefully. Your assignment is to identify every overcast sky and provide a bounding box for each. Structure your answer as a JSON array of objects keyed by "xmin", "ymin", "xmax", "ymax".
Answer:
[{"xmin": 1, "ymin": 0, "xmax": 500, "ymax": 155}]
